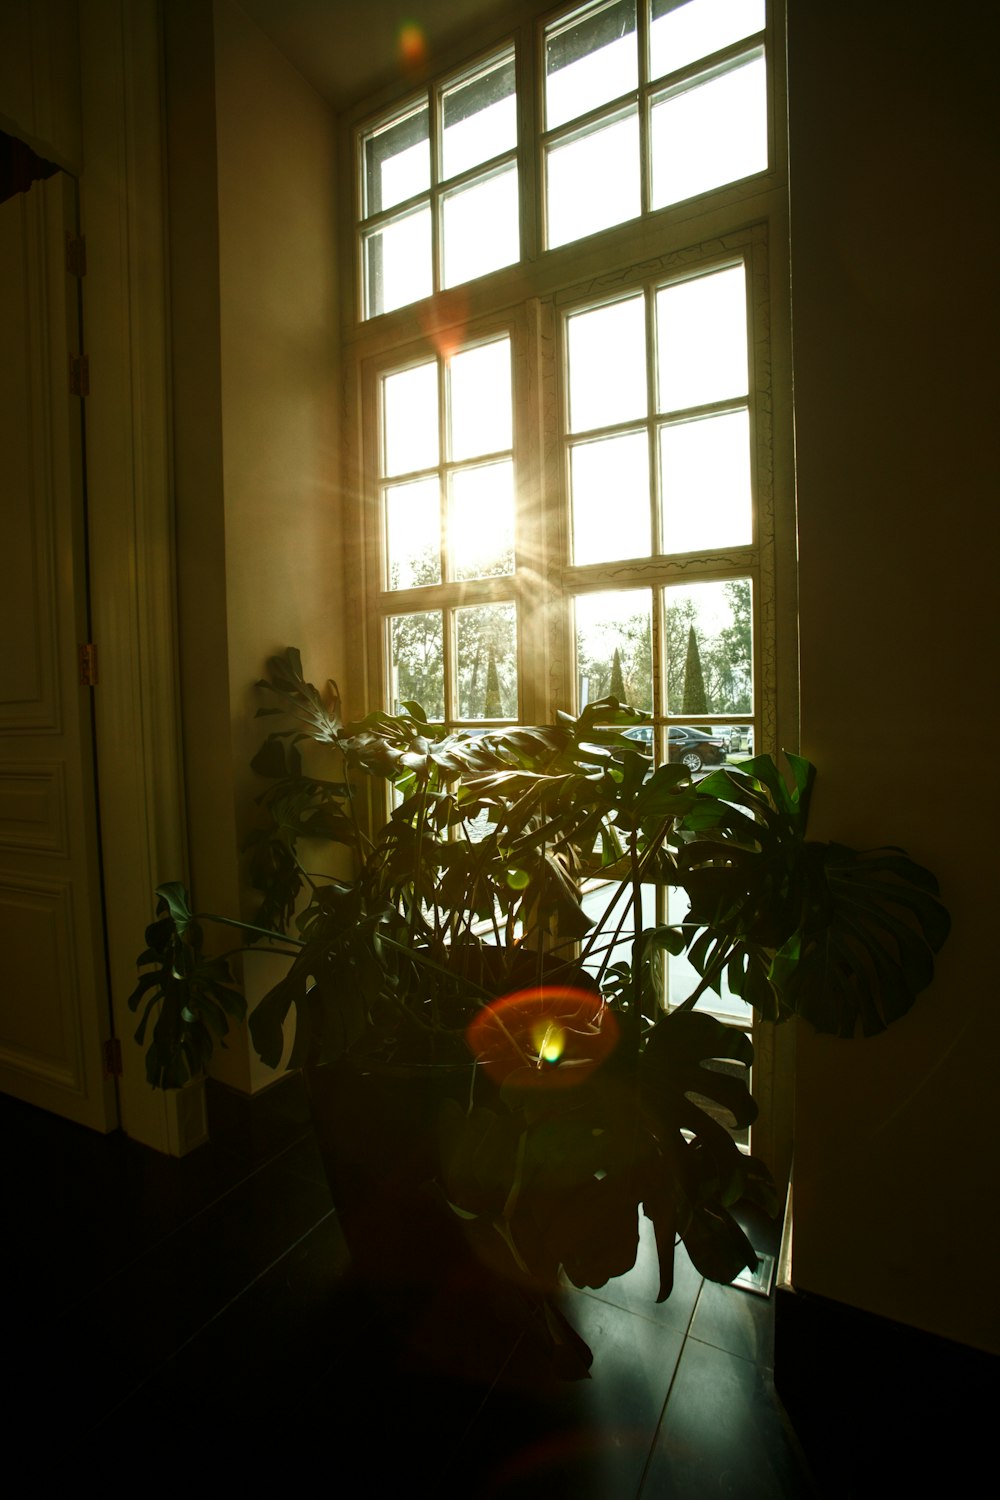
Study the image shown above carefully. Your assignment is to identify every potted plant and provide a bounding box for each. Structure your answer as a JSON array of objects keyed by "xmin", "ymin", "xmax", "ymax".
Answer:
[{"xmin": 130, "ymin": 648, "xmax": 949, "ymax": 1372}]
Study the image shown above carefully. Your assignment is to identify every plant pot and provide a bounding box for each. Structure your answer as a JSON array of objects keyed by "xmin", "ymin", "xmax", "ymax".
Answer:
[
  {"xmin": 303, "ymin": 1058, "xmax": 594, "ymax": 1380},
  {"xmin": 304, "ymin": 1057, "xmax": 480, "ymax": 1293}
]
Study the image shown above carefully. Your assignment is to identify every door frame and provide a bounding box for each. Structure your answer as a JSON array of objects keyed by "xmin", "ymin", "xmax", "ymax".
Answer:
[{"xmin": 77, "ymin": 0, "xmax": 195, "ymax": 1153}]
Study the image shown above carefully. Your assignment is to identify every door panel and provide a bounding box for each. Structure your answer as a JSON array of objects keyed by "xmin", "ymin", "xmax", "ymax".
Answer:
[{"xmin": 0, "ymin": 170, "xmax": 116, "ymax": 1130}]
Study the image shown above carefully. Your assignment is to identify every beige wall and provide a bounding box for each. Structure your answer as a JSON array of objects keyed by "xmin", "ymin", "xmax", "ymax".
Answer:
[
  {"xmin": 166, "ymin": 0, "xmax": 342, "ymax": 1090},
  {"xmin": 788, "ymin": 0, "xmax": 1000, "ymax": 1352},
  {"xmin": 0, "ymin": 0, "xmax": 80, "ymax": 168}
]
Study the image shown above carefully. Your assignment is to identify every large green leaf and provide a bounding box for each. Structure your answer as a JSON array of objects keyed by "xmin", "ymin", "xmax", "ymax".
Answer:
[
  {"xmin": 674, "ymin": 757, "xmax": 950, "ymax": 1035},
  {"xmin": 128, "ymin": 884, "xmax": 246, "ymax": 1089},
  {"xmin": 772, "ymin": 841, "xmax": 951, "ymax": 1036},
  {"xmin": 248, "ymin": 884, "xmax": 373, "ymax": 1068},
  {"xmin": 637, "ymin": 1009, "xmax": 774, "ymax": 1289}
]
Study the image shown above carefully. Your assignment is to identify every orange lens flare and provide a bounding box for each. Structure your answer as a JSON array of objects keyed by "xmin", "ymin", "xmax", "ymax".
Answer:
[
  {"xmin": 418, "ymin": 285, "xmax": 470, "ymax": 360},
  {"xmin": 466, "ymin": 986, "xmax": 619, "ymax": 1090},
  {"xmin": 397, "ymin": 22, "xmax": 427, "ymax": 75}
]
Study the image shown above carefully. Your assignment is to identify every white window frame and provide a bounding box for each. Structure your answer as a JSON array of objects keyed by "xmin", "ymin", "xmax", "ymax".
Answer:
[{"xmin": 339, "ymin": 0, "xmax": 795, "ymax": 1180}]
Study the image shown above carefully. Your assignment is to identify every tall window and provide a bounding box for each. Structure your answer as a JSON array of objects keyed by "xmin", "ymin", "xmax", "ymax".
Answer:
[{"xmin": 344, "ymin": 0, "xmax": 792, "ymax": 1130}]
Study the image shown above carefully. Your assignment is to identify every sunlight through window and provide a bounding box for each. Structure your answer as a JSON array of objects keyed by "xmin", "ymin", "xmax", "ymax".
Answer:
[{"xmin": 357, "ymin": 0, "xmax": 787, "ymax": 1080}]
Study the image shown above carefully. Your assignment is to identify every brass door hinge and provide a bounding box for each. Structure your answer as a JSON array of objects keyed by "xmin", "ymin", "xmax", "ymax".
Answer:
[
  {"xmin": 65, "ymin": 233, "xmax": 87, "ymax": 277},
  {"xmin": 103, "ymin": 1037, "xmax": 123, "ymax": 1077},
  {"xmin": 69, "ymin": 353, "xmax": 89, "ymax": 397},
  {"xmin": 79, "ymin": 643, "xmax": 98, "ymax": 686}
]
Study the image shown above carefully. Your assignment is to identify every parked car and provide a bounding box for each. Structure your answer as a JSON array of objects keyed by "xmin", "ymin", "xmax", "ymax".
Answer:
[
  {"xmin": 714, "ymin": 725, "xmax": 742, "ymax": 753},
  {"xmin": 621, "ymin": 724, "xmax": 728, "ymax": 773},
  {"xmin": 669, "ymin": 725, "xmax": 728, "ymax": 771},
  {"xmin": 621, "ymin": 725, "xmax": 654, "ymax": 751}
]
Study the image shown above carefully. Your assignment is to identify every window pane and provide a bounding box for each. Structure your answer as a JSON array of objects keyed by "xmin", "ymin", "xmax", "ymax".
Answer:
[
  {"xmin": 650, "ymin": 52, "xmax": 767, "ymax": 209},
  {"xmin": 545, "ymin": 0, "xmax": 637, "ymax": 130},
  {"xmin": 456, "ymin": 602, "xmax": 518, "ymax": 718},
  {"xmin": 390, "ymin": 610, "xmax": 444, "ymax": 718},
  {"xmin": 382, "ymin": 361, "xmax": 439, "ymax": 477},
  {"xmin": 546, "ymin": 110, "xmax": 640, "ymax": 249},
  {"xmin": 386, "ymin": 477, "xmax": 441, "ymax": 589},
  {"xmin": 441, "ymin": 53, "xmax": 516, "ymax": 178},
  {"xmin": 442, "ymin": 165, "xmax": 520, "ymax": 288},
  {"xmin": 575, "ymin": 589, "xmax": 652, "ymax": 711},
  {"xmin": 571, "ymin": 431, "xmax": 650, "ymax": 564},
  {"xmin": 659, "ymin": 409, "xmax": 752, "ymax": 552},
  {"xmin": 664, "ymin": 578, "xmax": 752, "ymax": 715},
  {"xmin": 657, "ymin": 263, "xmax": 748, "ymax": 412},
  {"xmin": 650, "ymin": 0, "xmax": 765, "ymax": 81},
  {"xmin": 448, "ymin": 338, "xmax": 512, "ymax": 461},
  {"xmin": 567, "ymin": 294, "xmax": 647, "ymax": 432},
  {"xmin": 449, "ymin": 461, "xmax": 515, "ymax": 579},
  {"xmin": 365, "ymin": 207, "xmax": 432, "ymax": 317},
  {"xmin": 362, "ymin": 102, "xmax": 430, "ymax": 215}
]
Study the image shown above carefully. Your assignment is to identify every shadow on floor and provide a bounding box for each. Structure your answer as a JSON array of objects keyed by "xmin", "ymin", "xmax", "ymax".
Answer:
[{"xmin": 0, "ymin": 1078, "xmax": 818, "ymax": 1495}]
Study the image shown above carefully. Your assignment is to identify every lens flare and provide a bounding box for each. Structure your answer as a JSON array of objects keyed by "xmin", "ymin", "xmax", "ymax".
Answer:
[
  {"xmin": 419, "ymin": 285, "xmax": 470, "ymax": 360},
  {"xmin": 467, "ymin": 986, "xmax": 618, "ymax": 1090},
  {"xmin": 397, "ymin": 22, "xmax": 427, "ymax": 76}
]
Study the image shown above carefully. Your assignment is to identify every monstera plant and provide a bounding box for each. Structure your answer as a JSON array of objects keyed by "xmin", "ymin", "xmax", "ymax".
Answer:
[{"xmin": 131, "ymin": 649, "xmax": 949, "ymax": 1369}]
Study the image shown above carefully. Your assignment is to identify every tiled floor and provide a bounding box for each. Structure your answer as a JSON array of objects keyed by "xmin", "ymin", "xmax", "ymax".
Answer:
[{"xmin": 0, "ymin": 1077, "xmax": 819, "ymax": 1494}]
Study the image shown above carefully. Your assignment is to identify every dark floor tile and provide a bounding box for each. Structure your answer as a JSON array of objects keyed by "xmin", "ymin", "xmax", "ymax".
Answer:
[
  {"xmin": 456, "ymin": 1289, "xmax": 686, "ymax": 1500},
  {"xmin": 106, "ymin": 1210, "xmax": 352, "ymax": 1419},
  {"xmin": 0, "ymin": 1139, "xmax": 339, "ymax": 1428},
  {"xmin": 0, "ymin": 1093, "xmax": 272, "ymax": 1286},
  {"xmin": 572, "ymin": 1211, "xmax": 704, "ymax": 1336},
  {"xmin": 89, "ymin": 1143, "xmax": 334, "ymax": 1371},
  {"xmin": 0, "ymin": 1088, "xmax": 811, "ymax": 1494},
  {"xmin": 641, "ymin": 1337, "xmax": 820, "ymax": 1499},
  {"xmin": 689, "ymin": 1277, "xmax": 775, "ymax": 1368},
  {"xmin": 205, "ymin": 1073, "xmax": 315, "ymax": 1166},
  {"xmin": 110, "ymin": 1216, "xmax": 519, "ymax": 1484}
]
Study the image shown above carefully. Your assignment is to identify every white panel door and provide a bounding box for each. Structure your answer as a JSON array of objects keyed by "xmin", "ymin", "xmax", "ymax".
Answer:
[{"xmin": 0, "ymin": 169, "xmax": 117, "ymax": 1131}]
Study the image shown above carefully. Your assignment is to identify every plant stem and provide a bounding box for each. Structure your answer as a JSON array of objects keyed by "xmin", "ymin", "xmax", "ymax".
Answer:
[
  {"xmin": 199, "ymin": 912, "xmax": 305, "ymax": 947},
  {"xmin": 674, "ymin": 938, "xmax": 732, "ymax": 1012}
]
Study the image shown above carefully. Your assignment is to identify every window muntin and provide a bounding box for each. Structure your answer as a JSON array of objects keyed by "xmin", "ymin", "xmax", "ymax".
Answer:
[
  {"xmin": 381, "ymin": 332, "xmax": 518, "ymax": 723},
  {"xmin": 571, "ymin": 578, "xmax": 753, "ymax": 721},
  {"xmin": 380, "ymin": 334, "xmax": 514, "ymax": 592},
  {"xmin": 362, "ymin": 102, "xmax": 429, "ymax": 216},
  {"xmin": 441, "ymin": 53, "xmax": 517, "ymax": 175},
  {"xmin": 564, "ymin": 259, "xmax": 753, "ymax": 567},
  {"xmin": 358, "ymin": 3, "xmax": 785, "ymax": 1054},
  {"xmin": 359, "ymin": 48, "xmax": 519, "ymax": 319},
  {"xmin": 545, "ymin": 0, "xmax": 638, "ymax": 130},
  {"xmin": 387, "ymin": 600, "xmax": 520, "ymax": 723},
  {"xmin": 356, "ymin": 1, "xmax": 770, "ymax": 321},
  {"xmin": 576, "ymin": 588, "xmax": 653, "ymax": 711},
  {"xmin": 540, "ymin": 0, "xmax": 768, "ymax": 253}
]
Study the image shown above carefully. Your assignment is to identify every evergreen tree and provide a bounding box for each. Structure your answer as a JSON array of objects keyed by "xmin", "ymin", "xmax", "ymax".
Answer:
[
  {"xmin": 609, "ymin": 646, "xmax": 625, "ymax": 702},
  {"xmin": 681, "ymin": 624, "xmax": 709, "ymax": 715},
  {"xmin": 484, "ymin": 646, "xmax": 503, "ymax": 718}
]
